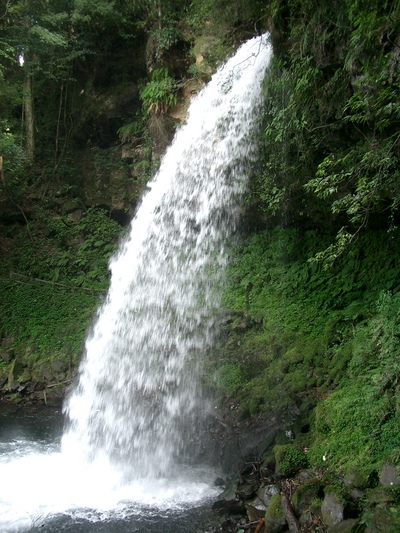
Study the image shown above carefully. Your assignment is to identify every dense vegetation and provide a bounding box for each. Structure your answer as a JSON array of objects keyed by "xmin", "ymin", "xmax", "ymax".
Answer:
[
  {"xmin": 1, "ymin": 0, "xmax": 400, "ymax": 530},
  {"xmin": 212, "ymin": 1, "xmax": 400, "ymax": 529}
]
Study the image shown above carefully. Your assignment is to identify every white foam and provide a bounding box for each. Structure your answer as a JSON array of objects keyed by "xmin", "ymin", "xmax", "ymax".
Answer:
[{"xmin": 0, "ymin": 439, "xmax": 218, "ymax": 532}]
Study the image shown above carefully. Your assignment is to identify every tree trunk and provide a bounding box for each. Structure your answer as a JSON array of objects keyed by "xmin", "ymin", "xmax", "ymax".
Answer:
[{"xmin": 23, "ymin": 65, "xmax": 35, "ymax": 163}]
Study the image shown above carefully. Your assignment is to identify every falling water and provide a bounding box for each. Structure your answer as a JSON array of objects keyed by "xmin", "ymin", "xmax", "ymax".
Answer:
[
  {"xmin": 62, "ymin": 34, "xmax": 272, "ymax": 480},
  {"xmin": 0, "ymin": 34, "xmax": 271, "ymax": 532}
]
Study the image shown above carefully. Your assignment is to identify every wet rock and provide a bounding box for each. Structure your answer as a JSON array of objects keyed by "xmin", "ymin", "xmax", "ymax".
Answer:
[
  {"xmin": 260, "ymin": 455, "xmax": 276, "ymax": 477},
  {"xmin": 8, "ymin": 381, "xmax": 20, "ymax": 392},
  {"xmin": 245, "ymin": 503, "xmax": 265, "ymax": 522},
  {"xmin": 213, "ymin": 480, "xmax": 246, "ymax": 515},
  {"xmin": 321, "ymin": 492, "xmax": 344, "ymax": 528},
  {"xmin": 246, "ymin": 493, "xmax": 268, "ymax": 516},
  {"xmin": 10, "ymin": 392, "xmax": 23, "ymax": 403},
  {"xmin": 212, "ymin": 498, "xmax": 246, "ymax": 515},
  {"xmin": 379, "ymin": 463, "xmax": 399, "ymax": 486},
  {"xmin": 217, "ymin": 480, "xmax": 237, "ymax": 501},
  {"xmin": 236, "ymin": 480, "xmax": 259, "ymax": 499},
  {"xmin": 44, "ymin": 385, "xmax": 65, "ymax": 406},
  {"xmin": 264, "ymin": 494, "xmax": 287, "ymax": 533},
  {"xmin": 257, "ymin": 484, "xmax": 279, "ymax": 507}
]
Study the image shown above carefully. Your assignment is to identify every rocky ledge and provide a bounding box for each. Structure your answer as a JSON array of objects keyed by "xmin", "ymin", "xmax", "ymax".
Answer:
[
  {"xmin": 1, "ymin": 340, "xmax": 71, "ymax": 407},
  {"xmin": 207, "ymin": 453, "xmax": 400, "ymax": 533}
]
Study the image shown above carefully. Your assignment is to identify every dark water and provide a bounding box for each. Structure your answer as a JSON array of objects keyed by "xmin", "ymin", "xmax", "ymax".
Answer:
[
  {"xmin": 0, "ymin": 403, "xmax": 221, "ymax": 533},
  {"xmin": 0, "ymin": 402, "xmax": 64, "ymax": 443}
]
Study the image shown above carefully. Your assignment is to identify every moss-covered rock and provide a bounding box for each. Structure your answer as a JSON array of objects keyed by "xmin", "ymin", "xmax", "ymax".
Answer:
[
  {"xmin": 364, "ymin": 506, "xmax": 400, "ymax": 533},
  {"xmin": 264, "ymin": 494, "xmax": 287, "ymax": 533},
  {"xmin": 292, "ymin": 479, "xmax": 322, "ymax": 515},
  {"xmin": 344, "ymin": 468, "xmax": 370, "ymax": 490},
  {"xmin": 274, "ymin": 444, "xmax": 308, "ymax": 476},
  {"xmin": 321, "ymin": 492, "xmax": 344, "ymax": 528}
]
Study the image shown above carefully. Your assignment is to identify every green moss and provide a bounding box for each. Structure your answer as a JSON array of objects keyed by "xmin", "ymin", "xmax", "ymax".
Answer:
[
  {"xmin": 292, "ymin": 480, "xmax": 322, "ymax": 514},
  {"xmin": 211, "ymin": 225, "xmax": 400, "ymax": 529},
  {"xmin": 265, "ymin": 494, "xmax": 285, "ymax": 519},
  {"xmin": 307, "ymin": 375, "xmax": 400, "ymax": 476},
  {"xmin": 274, "ymin": 444, "xmax": 308, "ymax": 476}
]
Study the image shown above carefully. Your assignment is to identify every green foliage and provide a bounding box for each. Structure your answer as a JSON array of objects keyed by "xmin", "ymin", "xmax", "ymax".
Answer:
[
  {"xmin": 4, "ymin": 206, "xmax": 120, "ymax": 287},
  {"xmin": 308, "ymin": 369, "xmax": 400, "ymax": 477},
  {"xmin": 257, "ymin": 0, "xmax": 400, "ymax": 263},
  {"xmin": 213, "ymin": 225, "xmax": 400, "ymax": 434},
  {"xmin": 214, "ymin": 362, "xmax": 244, "ymax": 394},
  {"xmin": 150, "ymin": 15, "xmax": 181, "ymax": 62},
  {"xmin": 118, "ymin": 120, "xmax": 144, "ymax": 144},
  {"xmin": 274, "ymin": 444, "xmax": 308, "ymax": 475},
  {"xmin": 185, "ymin": 0, "xmax": 265, "ymax": 37},
  {"xmin": 0, "ymin": 123, "xmax": 27, "ymax": 188},
  {"xmin": 0, "ymin": 204, "xmax": 122, "ymax": 371},
  {"xmin": 184, "ymin": 0, "xmax": 266, "ymax": 72},
  {"xmin": 213, "ymin": 222, "xmax": 400, "ymax": 504},
  {"xmin": 140, "ymin": 68, "xmax": 177, "ymax": 114},
  {"xmin": 0, "ymin": 280, "xmax": 99, "ymax": 366}
]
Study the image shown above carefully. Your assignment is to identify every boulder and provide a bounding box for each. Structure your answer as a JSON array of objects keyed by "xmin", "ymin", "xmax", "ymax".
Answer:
[
  {"xmin": 364, "ymin": 506, "xmax": 400, "ymax": 533},
  {"xmin": 211, "ymin": 498, "xmax": 246, "ymax": 515},
  {"xmin": 212, "ymin": 480, "xmax": 246, "ymax": 515},
  {"xmin": 236, "ymin": 480, "xmax": 259, "ymax": 500},
  {"xmin": 321, "ymin": 492, "xmax": 344, "ymax": 528},
  {"xmin": 379, "ymin": 463, "xmax": 399, "ymax": 486},
  {"xmin": 264, "ymin": 494, "xmax": 287, "ymax": 533},
  {"xmin": 257, "ymin": 484, "xmax": 279, "ymax": 507},
  {"xmin": 344, "ymin": 468, "xmax": 369, "ymax": 489},
  {"xmin": 245, "ymin": 503, "xmax": 265, "ymax": 522},
  {"xmin": 292, "ymin": 479, "xmax": 322, "ymax": 515}
]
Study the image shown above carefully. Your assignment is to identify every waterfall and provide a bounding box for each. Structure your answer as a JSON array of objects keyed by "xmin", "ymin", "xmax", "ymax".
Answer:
[{"xmin": 61, "ymin": 34, "xmax": 272, "ymax": 481}]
